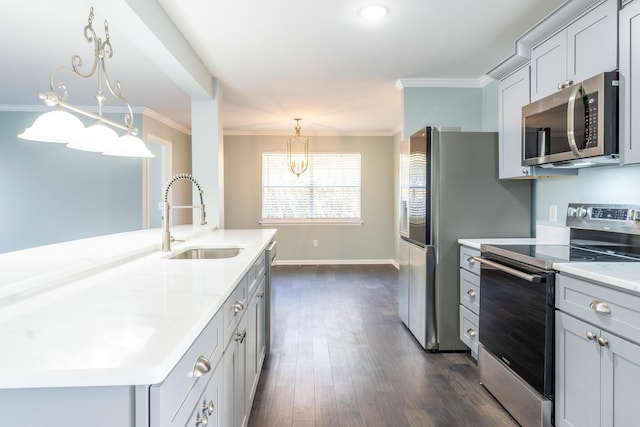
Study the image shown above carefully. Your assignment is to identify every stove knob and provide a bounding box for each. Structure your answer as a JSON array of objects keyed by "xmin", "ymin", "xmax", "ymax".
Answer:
[
  {"xmin": 567, "ymin": 207, "xmax": 577, "ymax": 217},
  {"xmin": 577, "ymin": 207, "xmax": 588, "ymax": 218},
  {"xmin": 630, "ymin": 210, "xmax": 640, "ymax": 221}
]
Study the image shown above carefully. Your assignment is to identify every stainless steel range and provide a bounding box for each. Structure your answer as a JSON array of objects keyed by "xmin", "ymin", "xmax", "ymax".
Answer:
[{"xmin": 472, "ymin": 203, "xmax": 640, "ymax": 427}]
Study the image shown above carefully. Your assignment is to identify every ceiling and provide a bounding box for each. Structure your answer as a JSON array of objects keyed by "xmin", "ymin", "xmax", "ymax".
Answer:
[{"xmin": 0, "ymin": 0, "xmax": 566, "ymax": 134}]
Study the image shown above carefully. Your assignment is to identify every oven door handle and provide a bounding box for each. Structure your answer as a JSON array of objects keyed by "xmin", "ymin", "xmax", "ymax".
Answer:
[{"xmin": 470, "ymin": 256, "xmax": 544, "ymax": 284}]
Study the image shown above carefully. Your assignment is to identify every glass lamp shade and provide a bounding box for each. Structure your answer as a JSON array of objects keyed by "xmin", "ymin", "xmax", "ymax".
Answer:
[
  {"xmin": 18, "ymin": 110, "xmax": 86, "ymax": 143},
  {"xmin": 67, "ymin": 121, "xmax": 119, "ymax": 152},
  {"xmin": 103, "ymin": 133, "xmax": 155, "ymax": 158},
  {"xmin": 287, "ymin": 136, "xmax": 309, "ymax": 176}
]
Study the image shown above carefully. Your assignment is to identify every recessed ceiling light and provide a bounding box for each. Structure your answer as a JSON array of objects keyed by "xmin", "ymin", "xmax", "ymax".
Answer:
[{"xmin": 357, "ymin": 4, "xmax": 389, "ymax": 21}]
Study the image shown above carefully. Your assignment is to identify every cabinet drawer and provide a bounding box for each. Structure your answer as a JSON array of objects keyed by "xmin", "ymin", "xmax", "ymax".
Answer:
[
  {"xmin": 247, "ymin": 252, "xmax": 266, "ymax": 300},
  {"xmin": 460, "ymin": 269, "xmax": 480, "ymax": 315},
  {"xmin": 459, "ymin": 246, "xmax": 481, "ymax": 275},
  {"xmin": 557, "ymin": 274, "xmax": 640, "ymax": 345},
  {"xmin": 150, "ymin": 310, "xmax": 223, "ymax": 427},
  {"xmin": 459, "ymin": 305, "xmax": 479, "ymax": 357},
  {"xmin": 223, "ymin": 275, "xmax": 248, "ymax": 347}
]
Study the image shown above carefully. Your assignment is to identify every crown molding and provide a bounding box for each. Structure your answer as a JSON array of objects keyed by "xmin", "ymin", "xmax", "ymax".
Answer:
[
  {"xmin": 395, "ymin": 75, "xmax": 495, "ymax": 90},
  {"xmin": 142, "ymin": 108, "xmax": 191, "ymax": 135}
]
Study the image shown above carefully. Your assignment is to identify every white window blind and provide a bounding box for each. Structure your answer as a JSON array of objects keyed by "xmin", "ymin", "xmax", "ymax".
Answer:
[{"xmin": 262, "ymin": 153, "xmax": 361, "ymax": 221}]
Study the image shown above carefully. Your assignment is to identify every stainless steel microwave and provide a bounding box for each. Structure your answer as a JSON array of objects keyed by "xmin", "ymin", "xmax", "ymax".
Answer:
[{"xmin": 522, "ymin": 71, "xmax": 619, "ymax": 168}]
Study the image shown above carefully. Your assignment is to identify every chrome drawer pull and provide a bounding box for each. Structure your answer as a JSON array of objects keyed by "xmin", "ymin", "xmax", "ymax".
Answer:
[
  {"xmin": 234, "ymin": 330, "xmax": 247, "ymax": 343},
  {"xmin": 195, "ymin": 412, "xmax": 208, "ymax": 426},
  {"xmin": 193, "ymin": 356, "xmax": 211, "ymax": 378},
  {"xmin": 597, "ymin": 336, "xmax": 609, "ymax": 347},
  {"xmin": 466, "ymin": 328, "xmax": 476, "ymax": 337},
  {"xmin": 586, "ymin": 331, "xmax": 597, "ymax": 341},
  {"xmin": 203, "ymin": 399, "xmax": 214, "ymax": 416},
  {"xmin": 232, "ymin": 300, "xmax": 245, "ymax": 315},
  {"xmin": 589, "ymin": 300, "xmax": 612, "ymax": 315},
  {"xmin": 256, "ymin": 291, "xmax": 265, "ymax": 298},
  {"xmin": 467, "ymin": 289, "xmax": 476, "ymax": 298}
]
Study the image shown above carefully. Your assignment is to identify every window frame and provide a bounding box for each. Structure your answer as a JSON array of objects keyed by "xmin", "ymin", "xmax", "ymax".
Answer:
[{"xmin": 260, "ymin": 151, "xmax": 363, "ymax": 226}]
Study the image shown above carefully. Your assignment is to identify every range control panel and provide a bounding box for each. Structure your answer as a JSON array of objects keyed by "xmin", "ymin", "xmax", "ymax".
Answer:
[{"xmin": 566, "ymin": 203, "xmax": 640, "ymax": 233}]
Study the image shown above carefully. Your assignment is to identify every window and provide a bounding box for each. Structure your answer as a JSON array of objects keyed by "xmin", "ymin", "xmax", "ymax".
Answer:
[{"xmin": 262, "ymin": 153, "xmax": 361, "ymax": 222}]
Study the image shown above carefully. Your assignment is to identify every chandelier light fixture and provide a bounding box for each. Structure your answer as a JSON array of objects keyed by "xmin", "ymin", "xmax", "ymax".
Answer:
[
  {"xmin": 18, "ymin": 7, "xmax": 153, "ymax": 158},
  {"xmin": 287, "ymin": 118, "xmax": 309, "ymax": 177}
]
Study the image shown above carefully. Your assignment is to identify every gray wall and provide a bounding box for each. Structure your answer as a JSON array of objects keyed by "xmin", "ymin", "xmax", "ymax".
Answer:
[
  {"xmin": 402, "ymin": 87, "xmax": 484, "ymax": 137},
  {"xmin": 534, "ymin": 164, "xmax": 640, "ymax": 226},
  {"xmin": 0, "ymin": 111, "xmax": 143, "ymax": 253},
  {"xmin": 224, "ymin": 134, "xmax": 395, "ymax": 263}
]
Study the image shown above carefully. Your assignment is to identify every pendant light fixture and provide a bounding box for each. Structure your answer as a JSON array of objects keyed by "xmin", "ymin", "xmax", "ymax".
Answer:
[
  {"xmin": 287, "ymin": 118, "xmax": 309, "ymax": 177},
  {"xmin": 18, "ymin": 7, "xmax": 153, "ymax": 158}
]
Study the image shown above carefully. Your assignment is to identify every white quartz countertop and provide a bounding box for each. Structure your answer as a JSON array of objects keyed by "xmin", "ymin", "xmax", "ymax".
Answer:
[
  {"xmin": 458, "ymin": 237, "xmax": 640, "ymax": 295},
  {"xmin": 0, "ymin": 227, "xmax": 276, "ymax": 389}
]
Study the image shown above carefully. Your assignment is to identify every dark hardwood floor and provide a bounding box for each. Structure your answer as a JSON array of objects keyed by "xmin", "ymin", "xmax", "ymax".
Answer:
[{"xmin": 248, "ymin": 265, "xmax": 518, "ymax": 427}]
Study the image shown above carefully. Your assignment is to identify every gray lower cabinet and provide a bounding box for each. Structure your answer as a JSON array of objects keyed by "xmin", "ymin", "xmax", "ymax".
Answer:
[
  {"xmin": 555, "ymin": 274, "xmax": 640, "ymax": 427},
  {"xmin": 458, "ymin": 245, "xmax": 480, "ymax": 359},
  {"xmin": 223, "ymin": 313, "xmax": 248, "ymax": 427}
]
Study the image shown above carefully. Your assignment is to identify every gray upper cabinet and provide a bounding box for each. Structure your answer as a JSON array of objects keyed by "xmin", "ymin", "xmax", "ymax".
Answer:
[
  {"xmin": 619, "ymin": 0, "xmax": 640, "ymax": 165},
  {"xmin": 531, "ymin": 0, "xmax": 618, "ymax": 102},
  {"xmin": 498, "ymin": 66, "xmax": 531, "ymax": 179}
]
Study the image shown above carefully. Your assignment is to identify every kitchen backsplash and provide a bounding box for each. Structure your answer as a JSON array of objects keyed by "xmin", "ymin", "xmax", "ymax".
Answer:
[{"xmin": 535, "ymin": 164, "xmax": 640, "ymax": 228}]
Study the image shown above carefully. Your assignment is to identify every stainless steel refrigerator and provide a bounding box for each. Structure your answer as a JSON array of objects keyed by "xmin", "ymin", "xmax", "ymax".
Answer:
[{"xmin": 398, "ymin": 127, "xmax": 532, "ymax": 351}]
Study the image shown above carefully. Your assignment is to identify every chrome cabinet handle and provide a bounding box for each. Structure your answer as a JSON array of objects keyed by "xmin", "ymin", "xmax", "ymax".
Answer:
[
  {"xmin": 195, "ymin": 412, "xmax": 208, "ymax": 426},
  {"xmin": 467, "ymin": 289, "xmax": 476, "ymax": 298},
  {"xmin": 597, "ymin": 336, "xmax": 609, "ymax": 347},
  {"xmin": 203, "ymin": 399, "xmax": 214, "ymax": 416},
  {"xmin": 590, "ymin": 300, "xmax": 612, "ymax": 315},
  {"xmin": 256, "ymin": 291, "xmax": 264, "ymax": 298},
  {"xmin": 232, "ymin": 300, "xmax": 245, "ymax": 315},
  {"xmin": 466, "ymin": 328, "xmax": 476, "ymax": 337},
  {"xmin": 522, "ymin": 167, "xmax": 530, "ymax": 175},
  {"xmin": 586, "ymin": 330, "xmax": 597, "ymax": 341},
  {"xmin": 557, "ymin": 79, "xmax": 574, "ymax": 90},
  {"xmin": 234, "ymin": 330, "xmax": 247, "ymax": 343},
  {"xmin": 193, "ymin": 356, "xmax": 211, "ymax": 378}
]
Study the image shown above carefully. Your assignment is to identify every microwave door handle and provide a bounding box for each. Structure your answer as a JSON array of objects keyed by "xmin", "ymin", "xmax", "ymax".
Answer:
[{"xmin": 567, "ymin": 83, "xmax": 584, "ymax": 157}]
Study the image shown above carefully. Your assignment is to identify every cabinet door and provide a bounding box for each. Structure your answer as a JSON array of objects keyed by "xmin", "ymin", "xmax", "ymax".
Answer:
[
  {"xmin": 398, "ymin": 239, "xmax": 410, "ymax": 325},
  {"xmin": 567, "ymin": 0, "xmax": 617, "ymax": 83},
  {"xmin": 408, "ymin": 244, "xmax": 427, "ymax": 348},
  {"xmin": 222, "ymin": 316, "xmax": 247, "ymax": 427},
  {"xmin": 245, "ymin": 277, "xmax": 265, "ymax": 411},
  {"xmin": 620, "ymin": 0, "xmax": 640, "ymax": 165},
  {"xmin": 555, "ymin": 312, "xmax": 601, "ymax": 427},
  {"xmin": 600, "ymin": 332, "xmax": 640, "ymax": 427},
  {"xmin": 498, "ymin": 66, "xmax": 532, "ymax": 179},
  {"xmin": 531, "ymin": 31, "xmax": 567, "ymax": 101}
]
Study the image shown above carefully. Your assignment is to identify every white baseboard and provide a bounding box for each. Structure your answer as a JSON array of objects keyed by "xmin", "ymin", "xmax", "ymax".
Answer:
[{"xmin": 274, "ymin": 259, "xmax": 397, "ymax": 266}]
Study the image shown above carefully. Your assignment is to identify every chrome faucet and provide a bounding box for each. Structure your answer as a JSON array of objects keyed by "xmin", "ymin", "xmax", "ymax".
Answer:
[{"xmin": 162, "ymin": 173, "xmax": 207, "ymax": 251}]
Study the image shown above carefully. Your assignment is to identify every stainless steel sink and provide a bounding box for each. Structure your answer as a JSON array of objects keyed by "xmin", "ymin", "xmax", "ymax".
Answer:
[{"xmin": 169, "ymin": 247, "xmax": 243, "ymax": 260}]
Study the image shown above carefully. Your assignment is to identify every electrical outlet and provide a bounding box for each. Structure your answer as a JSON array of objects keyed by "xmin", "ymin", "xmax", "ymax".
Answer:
[
  {"xmin": 313, "ymin": 240, "xmax": 318, "ymax": 247},
  {"xmin": 549, "ymin": 205, "xmax": 558, "ymax": 222}
]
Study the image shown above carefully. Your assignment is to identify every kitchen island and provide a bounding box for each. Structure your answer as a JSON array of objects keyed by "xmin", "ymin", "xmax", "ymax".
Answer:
[{"xmin": 0, "ymin": 226, "xmax": 276, "ymax": 426}]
